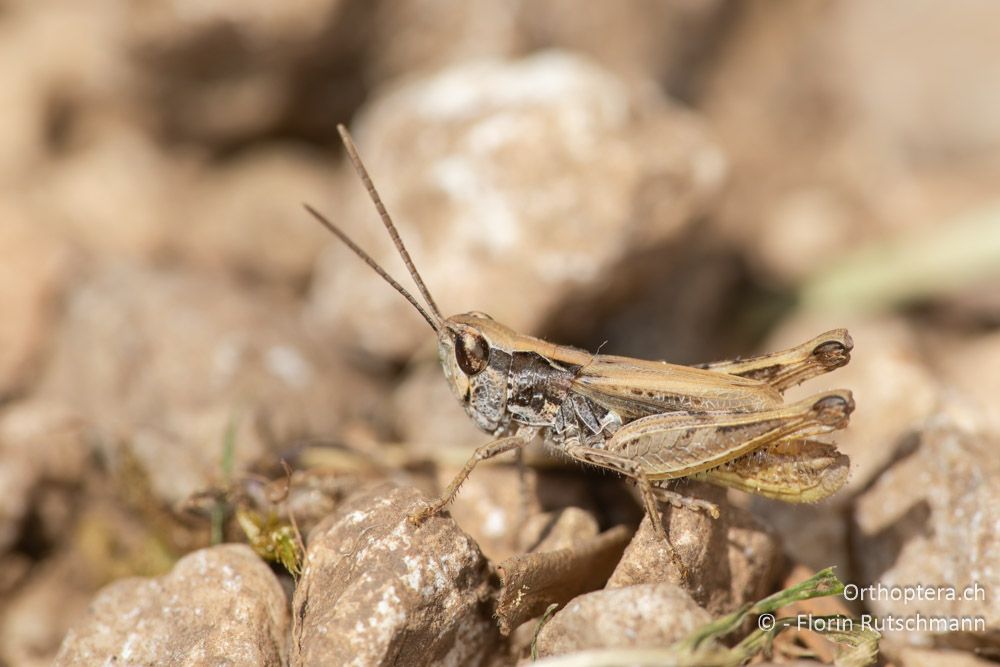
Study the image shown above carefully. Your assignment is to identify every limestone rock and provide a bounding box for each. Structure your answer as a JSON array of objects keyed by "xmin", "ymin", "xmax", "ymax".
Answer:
[
  {"xmin": 0, "ymin": 553, "xmax": 97, "ymax": 667},
  {"xmin": 170, "ymin": 146, "xmax": 338, "ymax": 285},
  {"xmin": 607, "ymin": 482, "xmax": 782, "ymax": 616},
  {"xmin": 0, "ymin": 401, "xmax": 87, "ymax": 554},
  {"xmin": 852, "ymin": 412, "xmax": 1000, "ymax": 648},
  {"xmin": 768, "ymin": 314, "xmax": 941, "ymax": 497},
  {"xmin": 292, "ymin": 483, "xmax": 498, "ymax": 666},
  {"xmin": 309, "ymin": 51, "xmax": 726, "ymax": 360},
  {"xmin": 436, "ymin": 464, "xmax": 542, "ymax": 562},
  {"xmin": 745, "ymin": 314, "xmax": 940, "ymax": 576},
  {"xmin": 0, "ymin": 213, "xmax": 71, "ymax": 397},
  {"xmin": 55, "ymin": 545, "xmax": 289, "ymax": 666},
  {"xmin": 534, "ymin": 582, "xmax": 709, "ymax": 657},
  {"xmin": 38, "ymin": 263, "xmax": 377, "ymax": 505},
  {"xmin": 126, "ymin": 0, "xmax": 360, "ymax": 145}
]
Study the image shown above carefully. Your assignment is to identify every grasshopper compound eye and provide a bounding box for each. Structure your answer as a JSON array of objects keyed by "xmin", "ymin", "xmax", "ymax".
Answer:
[{"xmin": 455, "ymin": 331, "xmax": 490, "ymax": 376}]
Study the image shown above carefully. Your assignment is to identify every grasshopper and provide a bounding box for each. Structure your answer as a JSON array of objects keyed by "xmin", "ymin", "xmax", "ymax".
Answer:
[{"xmin": 307, "ymin": 125, "xmax": 854, "ymax": 565}]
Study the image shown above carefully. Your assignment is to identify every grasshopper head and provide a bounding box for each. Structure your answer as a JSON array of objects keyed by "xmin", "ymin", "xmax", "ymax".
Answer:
[{"xmin": 438, "ymin": 312, "xmax": 509, "ymax": 433}]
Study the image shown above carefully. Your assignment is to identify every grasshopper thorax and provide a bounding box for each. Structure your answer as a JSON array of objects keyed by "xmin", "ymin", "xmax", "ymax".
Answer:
[{"xmin": 437, "ymin": 312, "xmax": 591, "ymax": 436}]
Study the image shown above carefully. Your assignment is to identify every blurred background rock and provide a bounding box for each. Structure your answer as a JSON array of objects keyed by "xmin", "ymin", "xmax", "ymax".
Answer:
[{"xmin": 1, "ymin": 1, "xmax": 999, "ymax": 665}]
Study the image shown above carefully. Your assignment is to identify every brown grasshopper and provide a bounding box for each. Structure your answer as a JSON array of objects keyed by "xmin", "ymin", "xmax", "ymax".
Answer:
[{"xmin": 307, "ymin": 125, "xmax": 854, "ymax": 562}]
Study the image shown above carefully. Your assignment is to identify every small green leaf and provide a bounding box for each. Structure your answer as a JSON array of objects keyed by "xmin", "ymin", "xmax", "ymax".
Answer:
[{"xmin": 531, "ymin": 603, "xmax": 560, "ymax": 661}]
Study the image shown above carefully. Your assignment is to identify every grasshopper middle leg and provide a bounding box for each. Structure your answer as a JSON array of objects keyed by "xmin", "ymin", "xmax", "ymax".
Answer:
[
  {"xmin": 564, "ymin": 444, "xmax": 694, "ymax": 578},
  {"xmin": 409, "ymin": 434, "xmax": 529, "ymax": 525}
]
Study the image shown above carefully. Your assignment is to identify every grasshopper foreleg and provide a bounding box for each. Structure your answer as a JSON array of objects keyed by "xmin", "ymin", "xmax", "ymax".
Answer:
[{"xmin": 409, "ymin": 434, "xmax": 529, "ymax": 525}]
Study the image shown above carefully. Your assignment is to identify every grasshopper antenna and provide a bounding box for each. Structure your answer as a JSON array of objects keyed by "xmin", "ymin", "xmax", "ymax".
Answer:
[
  {"xmin": 303, "ymin": 203, "xmax": 441, "ymax": 332},
  {"xmin": 335, "ymin": 124, "xmax": 444, "ymax": 322}
]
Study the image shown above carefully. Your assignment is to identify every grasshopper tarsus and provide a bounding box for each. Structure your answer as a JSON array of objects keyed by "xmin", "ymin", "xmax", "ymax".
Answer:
[
  {"xmin": 638, "ymin": 474, "xmax": 691, "ymax": 580},
  {"xmin": 407, "ymin": 507, "xmax": 434, "ymax": 526},
  {"xmin": 314, "ymin": 126, "xmax": 856, "ymax": 560},
  {"xmin": 651, "ymin": 485, "xmax": 721, "ymax": 519}
]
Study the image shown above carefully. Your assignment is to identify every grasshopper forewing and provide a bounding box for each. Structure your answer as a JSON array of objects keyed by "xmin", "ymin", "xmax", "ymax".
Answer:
[{"xmin": 305, "ymin": 125, "xmax": 855, "ymax": 570}]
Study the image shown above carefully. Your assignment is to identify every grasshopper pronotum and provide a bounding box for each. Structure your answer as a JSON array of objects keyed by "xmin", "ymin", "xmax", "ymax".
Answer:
[{"xmin": 307, "ymin": 125, "xmax": 854, "ymax": 567}]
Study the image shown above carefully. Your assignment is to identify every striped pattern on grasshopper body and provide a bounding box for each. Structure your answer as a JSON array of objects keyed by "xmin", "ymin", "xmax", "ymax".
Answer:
[{"xmin": 307, "ymin": 125, "xmax": 854, "ymax": 564}]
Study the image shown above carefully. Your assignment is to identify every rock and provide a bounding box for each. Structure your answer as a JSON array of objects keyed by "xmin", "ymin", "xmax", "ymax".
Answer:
[
  {"xmin": 368, "ymin": 0, "xmax": 523, "ymax": 82},
  {"xmin": 0, "ymin": 401, "xmax": 88, "ymax": 554},
  {"xmin": 746, "ymin": 313, "xmax": 940, "ymax": 579},
  {"xmin": 533, "ymin": 582, "xmax": 709, "ymax": 657},
  {"xmin": 893, "ymin": 646, "xmax": 998, "ymax": 667},
  {"xmin": 852, "ymin": 411, "xmax": 1000, "ymax": 647},
  {"xmin": 308, "ymin": 51, "xmax": 727, "ymax": 360},
  {"xmin": 292, "ymin": 482, "xmax": 498, "ymax": 666},
  {"xmin": 0, "ymin": 450, "xmax": 36, "ymax": 557},
  {"xmin": 33, "ymin": 126, "xmax": 183, "ymax": 261},
  {"xmin": 521, "ymin": 506, "xmax": 600, "ymax": 553},
  {"xmin": 701, "ymin": 1, "xmax": 1000, "ymax": 285},
  {"xmin": 0, "ymin": 553, "xmax": 98, "ymax": 667},
  {"xmin": 0, "ymin": 554, "xmax": 30, "ymax": 597},
  {"xmin": 126, "ymin": 0, "xmax": 364, "ymax": 146},
  {"xmin": 819, "ymin": 1, "xmax": 1000, "ymax": 159},
  {"xmin": 392, "ymin": 356, "xmax": 488, "ymax": 452},
  {"xmin": 0, "ymin": 3, "xmax": 128, "ymax": 181},
  {"xmin": 55, "ymin": 544, "xmax": 289, "ymax": 666},
  {"xmin": 436, "ymin": 464, "xmax": 542, "ymax": 562},
  {"xmin": 520, "ymin": 0, "xmax": 727, "ymax": 89},
  {"xmin": 171, "ymin": 146, "xmax": 338, "ymax": 286},
  {"xmin": 751, "ymin": 187, "xmax": 861, "ymax": 284},
  {"xmin": 745, "ymin": 499, "xmax": 851, "ymax": 579},
  {"xmin": 606, "ymin": 482, "xmax": 782, "ymax": 616},
  {"xmin": 37, "ymin": 263, "xmax": 378, "ymax": 505},
  {"xmin": 495, "ymin": 523, "xmax": 631, "ymax": 636},
  {"xmin": 0, "ymin": 401, "xmax": 86, "ymax": 484},
  {"xmin": 768, "ymin": 314, "xmax": 941, "ymax": 496},
  {"xmin": 0, "ymin": 213, "xmax": 71, "ymax": 398},
  {"xmin": 371, "ymin": 0, "xmax": 727, "ymax": 90},
  {"xmin": 937, "ymin": 329, "xmax": 1000, "ymax": 433}
]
